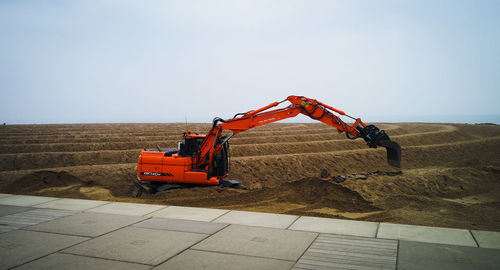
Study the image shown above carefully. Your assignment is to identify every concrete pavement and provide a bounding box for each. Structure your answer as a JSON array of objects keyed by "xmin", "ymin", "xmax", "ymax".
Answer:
[{"xmin": 0, "ymin": 194, "xmax": 499, "ymax": 269}]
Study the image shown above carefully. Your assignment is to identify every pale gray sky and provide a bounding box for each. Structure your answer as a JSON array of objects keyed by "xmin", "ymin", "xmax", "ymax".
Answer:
[{"xmin": 1, "ymin": 0, "xmax": 499, "ymax": 124}]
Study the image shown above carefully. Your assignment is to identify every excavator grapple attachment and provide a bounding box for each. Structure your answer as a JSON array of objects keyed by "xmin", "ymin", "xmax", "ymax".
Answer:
[
  {"xmin": 358, "ymin": 125, "xmax": 402, "ymax": 168},
  {"xmin": 373, "ymin": 134, "xmax": 401, "ymax": 168}
]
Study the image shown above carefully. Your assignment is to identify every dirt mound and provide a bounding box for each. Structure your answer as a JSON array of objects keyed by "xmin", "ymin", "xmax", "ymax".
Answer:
[
  {"xmin": 141, "ymin": 177, "xmax": 379, "ymax": 216},
  {"xmin": 274, "ymin": 177, "xmax": 380, "ymax": 212},
  {"xmin": 343, "ymin": 166, "xmax": 500, "ymax": 204},
  {"xmin": 2, "ymin": 170, "xmax": 82, "ymax": 194}
]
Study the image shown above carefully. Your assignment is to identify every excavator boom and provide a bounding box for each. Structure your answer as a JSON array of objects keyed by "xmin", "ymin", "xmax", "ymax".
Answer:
[
  {"xmin": 136, "ymin": 95, "xmax": 401, "ymax": 192},
  {"xmin": 196, "ymin": 95, "xmax": 401, "ymax": 171}
]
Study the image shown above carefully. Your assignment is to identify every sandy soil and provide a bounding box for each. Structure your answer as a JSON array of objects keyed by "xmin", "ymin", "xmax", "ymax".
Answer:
[{"xmin": 0, "ymin": 122, "xmax": 499, "ymax": 231}]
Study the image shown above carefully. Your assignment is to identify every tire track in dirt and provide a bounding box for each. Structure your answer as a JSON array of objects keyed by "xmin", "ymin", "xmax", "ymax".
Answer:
[
  {"xmin": 0, "ymin": 124, "xmax": 481, "ymax": 170},
  {"xmin": 0, "ymin": 132, "xmax": 484, "ymax": 171},
  {"xmin": 0, "ymin": 127, "xmax": 342, "ymax": 143},
  {"xmin": 0, "ymin": 123, "xmax": 314, "ymax": 136},
  {"xmin": 2, "ymin": 135, "xmax": 497, "ymax": 190},
  {"xmin": 0, "ymin": 123, "xmax": 402, "ymax": 140},
  {"xmin": 0, "ymin": 124, "xmax": 458, "ymax": 154},
  {"xmin": 0, "ymin": 150, "xmax": 141, "ymax": 171}
]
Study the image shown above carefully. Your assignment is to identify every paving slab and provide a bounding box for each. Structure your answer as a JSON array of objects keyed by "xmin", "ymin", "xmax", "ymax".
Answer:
[
  {"xmin": 471, "ymin": 230, "xmax": 500, "ymax": 249},
  {"xmin": 398, "ymin": 240, "xmax": 500, "ymax": 270},
  {"xmin": 0, "ymin": 208, "xmax": 75, "ymax": 233},
  {"xmin": 25, "ymin": 212, "xmax": 147, "ymax": 237},
  {"xmin": 0, "ymin": 193, "xmax": 14, "ymax": 199},
  {"xmin": 0, "ymin": 230, "xmax": 88, "ymax": 269},
  {"xmin": 133, "ymin": 217, "xmax": 228, "ymax": 235},
  {"xmin": 378, "ymin": 223, "xmax": 477, "ymax": 247},
  {"xmin": 288, "ymin": 216, "xmax": 378, "ymax": 237},
  {"xmin": 0, "ymin": 195, "xmax": 59, "ymax": 206},
  {"xmin": 148, "ymin": 206, "xmax": 228, "ymax": 222},
  {"xmin": 64, "ymin": 226, "xmax": 207, "ymax": 265},
  {"xmin": 293, "ymin": 233, "xmax": 398, "ymax": 270},
  {"xmin": 212, "ymin": 210, "xmax": 298, "ymax": 229},
  {"xmin": 0, "ymin": 205, "xmax": 33, "ymax": 217},
  {"xmin": 14, "ymin": 253, "xmax": 151, "ymax": 270},
  {"xmin": 34, "ymin": 198, "xmax": 110, "ymax": 211},
  {"xmin": 87, "ymin": 201, "xmax": 166, "ymax": 216},
  {"xmin": 154, "ymin": 249, "xmax": 294, "ymax": 270},
  {"xmin": 193, "ymin": 224, "xmax": 317, "ymax": 261}
]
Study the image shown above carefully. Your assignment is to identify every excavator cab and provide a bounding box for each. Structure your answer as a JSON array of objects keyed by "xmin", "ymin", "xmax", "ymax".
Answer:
[
  {"xmin": 179, "ymin": 132, "xmax": 230, "ymax": 177},
  {"xmin": 179, "ymin": 133, "xmax": 205, "ymax": 157}
]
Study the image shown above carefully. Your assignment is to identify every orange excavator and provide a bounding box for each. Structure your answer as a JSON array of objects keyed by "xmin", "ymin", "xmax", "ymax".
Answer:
[{"xmin": 135, "ymin": 95, "xmax": 401, "ymax": 193}]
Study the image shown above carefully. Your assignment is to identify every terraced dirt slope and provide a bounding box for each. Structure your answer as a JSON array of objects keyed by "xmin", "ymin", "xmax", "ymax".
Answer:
[{"xmin": 1, "ymin": 123, "xmax": 499, "ymax": 230}]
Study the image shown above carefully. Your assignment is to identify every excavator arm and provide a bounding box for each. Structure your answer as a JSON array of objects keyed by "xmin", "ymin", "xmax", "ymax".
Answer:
[{"xmin": 195, "ymin": 95, "xmax": 402, "ymax": 173}]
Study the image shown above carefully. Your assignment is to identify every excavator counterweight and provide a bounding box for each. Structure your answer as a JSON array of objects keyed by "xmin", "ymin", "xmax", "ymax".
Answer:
[{"xmin": 135, "ymin": 95, "xmax": 401, "ymax": 194}]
